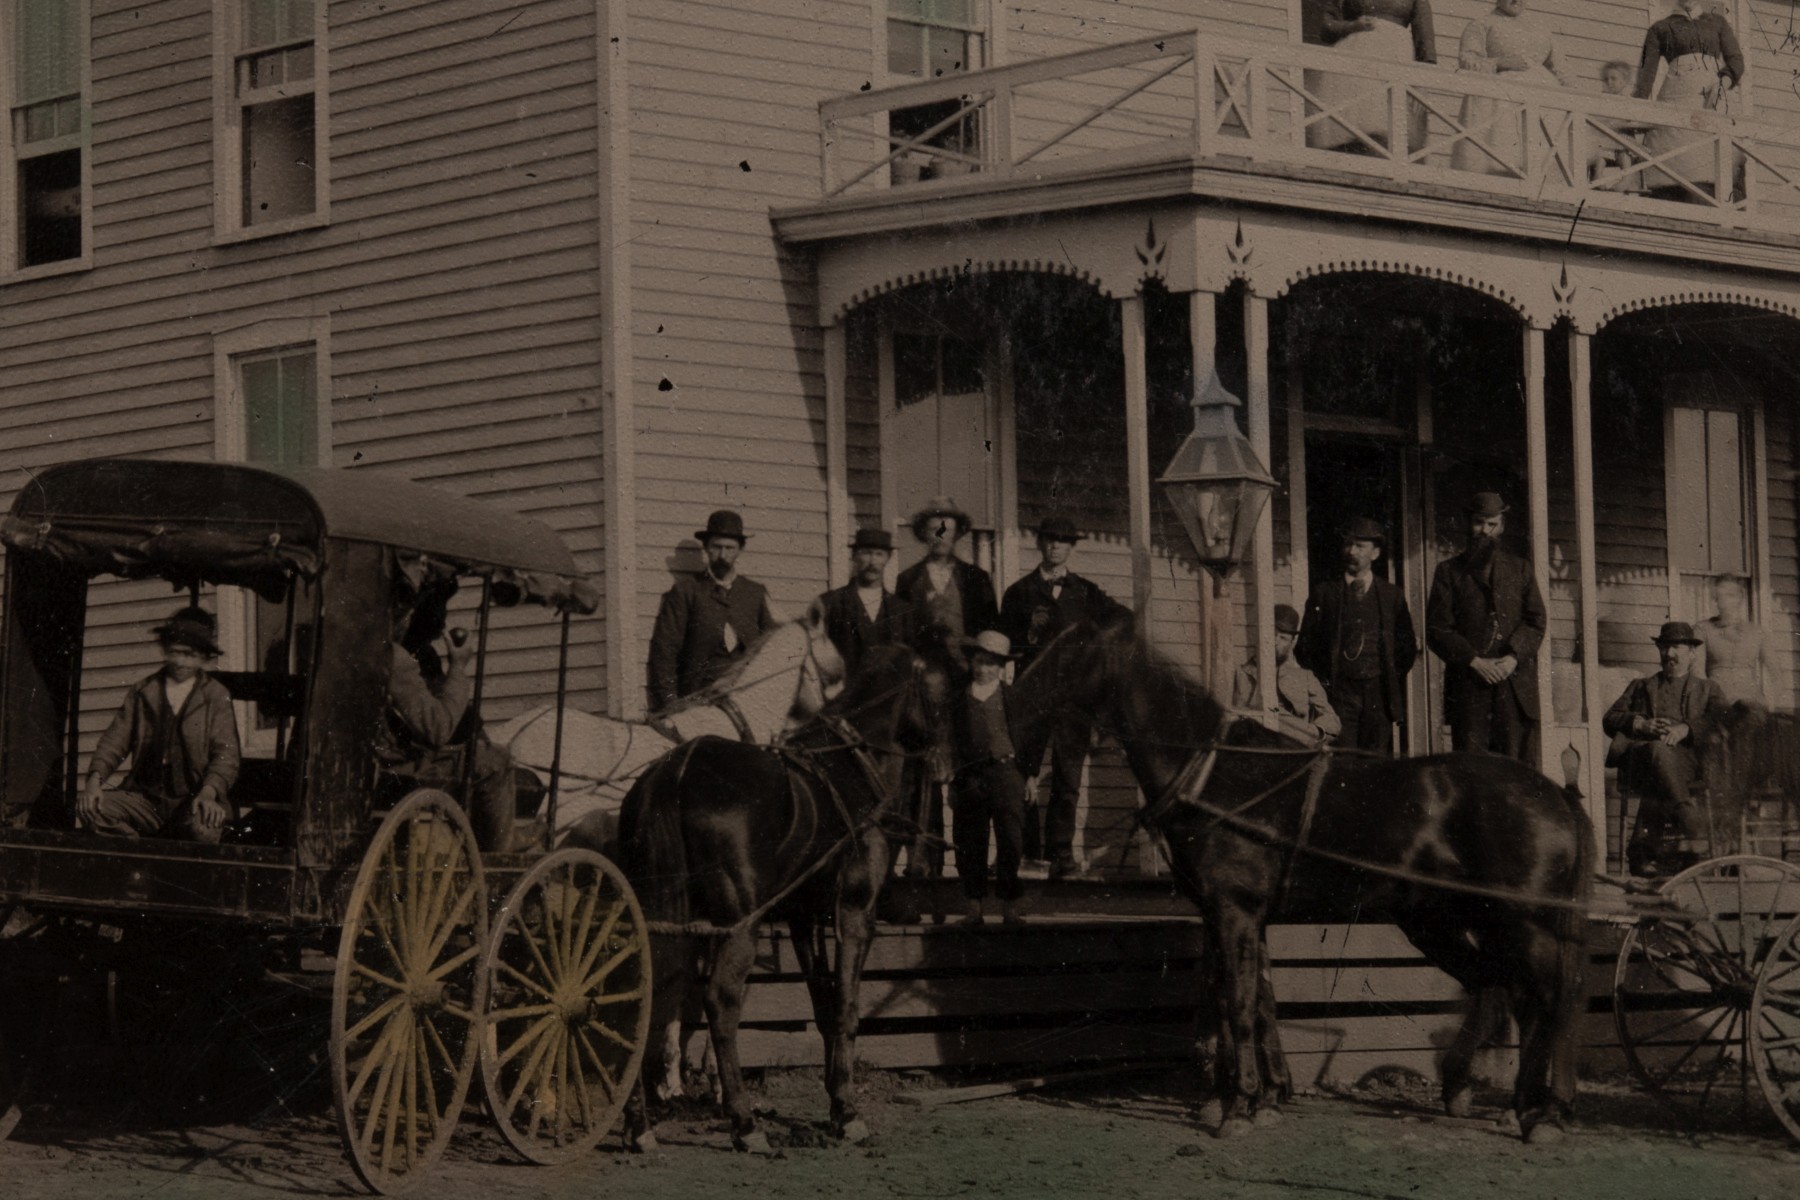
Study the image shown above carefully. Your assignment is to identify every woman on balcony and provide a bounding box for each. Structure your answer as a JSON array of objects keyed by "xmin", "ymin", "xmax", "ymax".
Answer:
[
  {"xmin": 1633, "ymin": 0, "xmax": 1745, "ymax": 202},
  {"xmin": 1306, "ymin": 0, "xmax": 1437, "ymax": 155},
  {"xmin": 1450, "ymin": 0, "xmax": 1567, "ymax": 177}
]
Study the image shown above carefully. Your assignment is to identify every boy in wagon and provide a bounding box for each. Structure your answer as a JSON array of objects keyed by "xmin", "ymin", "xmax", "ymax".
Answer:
[{"xmin": 78, "ymin": 605, "xmax": 241, "ymax": 843}]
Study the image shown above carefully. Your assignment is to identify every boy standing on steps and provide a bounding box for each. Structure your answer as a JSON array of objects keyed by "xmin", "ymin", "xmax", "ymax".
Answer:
[{"xmin": 951, "ymin": 631, "xmax": 1030, "ymax": 927}]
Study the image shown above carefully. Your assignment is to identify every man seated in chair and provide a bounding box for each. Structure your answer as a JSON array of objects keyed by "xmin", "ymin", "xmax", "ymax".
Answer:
[
  {"xmin": 1603, "ymin": 621, "xmax": 1728, "ymax": 876},
  {"xmin": 380, "ymin": 582, "xmax": 516, "ymax": 853},
  {"xmin": 78, "ymin": 606, "xmax": 241, "ymax": 843}
]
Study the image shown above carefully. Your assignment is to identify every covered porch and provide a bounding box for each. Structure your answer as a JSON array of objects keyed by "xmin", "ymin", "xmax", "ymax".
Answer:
[{"xmin": 796, "ymin": 203, "xmax": 1800, "ymax": 877}]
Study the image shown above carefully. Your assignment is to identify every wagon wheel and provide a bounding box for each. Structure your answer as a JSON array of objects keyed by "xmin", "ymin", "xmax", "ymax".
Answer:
[
  {"xmin": 1749, "ymin": 911, "xmax": 1800, "ymax": 1143},
  {"xmin": 479, "ymin": 848, "xmax": 651, "ymax": 1163},
  {"xmin": 331, "ymin": 790, "xmax": 489, "ymax": 1195},
  {"xmin": 1613, "ymin": 854, "xmax": 1800, "ymax": 1131}
]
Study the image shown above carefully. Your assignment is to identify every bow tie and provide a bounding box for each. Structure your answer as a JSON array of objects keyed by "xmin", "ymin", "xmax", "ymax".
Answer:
[{"xmin": 1041, "ymin": 569, "xmax": 1068, "ymax": 584}]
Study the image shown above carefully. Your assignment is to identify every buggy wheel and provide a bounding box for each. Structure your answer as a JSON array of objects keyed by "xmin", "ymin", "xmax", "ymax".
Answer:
[
  {"xmin": 1750, "ymin": 911, "xmax": 1800, "ymax": 1143},
  {"xmin": 480, "ymin": 848, "xmax": 651, "ymax": 1163},
  {"xmin": 1613, "ymin": 854, "xmax": 1800, "ymax": 1131},
  {"xmin": 331, "ymin": 790, "xmax": 488, "ymax": 1195}
]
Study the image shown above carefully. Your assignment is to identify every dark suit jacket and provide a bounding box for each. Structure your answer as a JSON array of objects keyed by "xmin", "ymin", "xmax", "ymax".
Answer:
[
  {"xmin": 90, "ymin": 671, "xmax": 241, "ymax": 804},
  {"xmin": 647, "ymin": 572, "xmax": 775, "ymax": 710},
  {"xmin": 1602, "ymin": 672, "xmax": 1727, "ymax": 744},
  {"xmin": 1426, "ymin": 547, "xmax": 1547, "ymax": 719},
  {"xmin": 1294, "ymin": 577, "xmax": 1418, "ymax": 725},
  {"xmin": 1000, "ymin": 569, "xmax": 1128, "ymax": 670},
  {"xmin": 818, "ymin": 583, "xmax": 913, "ymax": 680},
  {"xmin": 895, "ymin": 556, "xmax": 998, "ymax": 643}
]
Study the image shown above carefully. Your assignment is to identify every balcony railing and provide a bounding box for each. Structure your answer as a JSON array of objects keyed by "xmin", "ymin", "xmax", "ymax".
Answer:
[{"xmin": 818, "ymin": 32, "xmax": 1800, "ymax": 234}]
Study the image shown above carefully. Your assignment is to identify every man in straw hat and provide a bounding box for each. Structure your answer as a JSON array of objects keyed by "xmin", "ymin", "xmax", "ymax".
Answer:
[
  {"xmin": 1233, "ymin": 603, "xmax": 1340, "ymax": 744},
  {"xmin": 895, "ymin": 495, "xmax": 998, "ymax": 647},
  {"xmin": 648, "ymin": 509, "xmax": 776, "ymax": 711},
  {"xmin": 1295, "ymin": 516, "xmax": 1419, "ymax": 755},
  {"xmin": 1426, "ymin": 491, "xmax": 1546, "ymax": 762},
  {"xmin": 950, "ymin": 630, "xmax": 1031, "ymax": 926},
  {"xmin": 816, "ymin": 527, "xmax": 913, "ymax": 681},
  {"xmin": 1603, "ymin": 621, "xmax": 1728, "ymax": 876},
  {"xmin": 1001, "ymin": 512, "xmax": 1126, "ymax": 878},
  {"xmin": 79, "ymin": 606, "xmax": 241, "ymax": 842}
]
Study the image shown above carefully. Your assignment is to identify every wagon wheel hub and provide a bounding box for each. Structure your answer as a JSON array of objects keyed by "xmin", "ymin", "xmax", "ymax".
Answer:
[{"xmin": 409, "ymin": 978, "xmax": 448, "ymax": 1010}]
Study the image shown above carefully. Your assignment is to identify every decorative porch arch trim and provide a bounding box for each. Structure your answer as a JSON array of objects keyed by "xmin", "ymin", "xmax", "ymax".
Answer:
[
  {"xmin": 1273, "ymin": 260, "xmax": 1535, "ymax": 323},
  {"xmin": 829, "ymin": 258, "xmax": 1111, "ymax": 324},
  {"xmin": 1594, "ymin": 288, "xmax": 1800, "ymax": 332}
]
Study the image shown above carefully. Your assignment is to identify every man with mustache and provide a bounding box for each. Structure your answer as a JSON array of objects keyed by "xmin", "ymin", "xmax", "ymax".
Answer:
[
  {"xmin": 1295, "ymin": 517, "xmax": 1418, "ymax": 755},
  {"xmin": 647, "ymin": 509, "xmax": 777, "ymax": 711},
  {"xmin": 1426, "ymin": 492, "xmax": 1547, "ymax": 762}
]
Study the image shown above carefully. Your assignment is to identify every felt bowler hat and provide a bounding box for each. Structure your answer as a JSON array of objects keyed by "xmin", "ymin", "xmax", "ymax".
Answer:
[
  {"xmin": 850, "ymin": 528, "xmax": 894, "ymax": 552},
  {"xmin": 1341, "ymin": 517, "xmax": 1385, "ymax": 545},
  {"xmin": 1652, "ymin": 621, "xmax": 1703, "ymax": 647},
  {"xmin": 1274, "ymin": 604, "xmax": 1301, "ymax": 635},
  {"xmin": 1034, "ymin": 513, "xmax": 1086, "ymax": 543},
  {"xmin": 153, "ymin": 605, "xmax": 223, "ymax": 657},
  {"xmin": 1466, "ymin": 492, "xmax": 1509, "ymax": 518},
  {"xmin": 961, "ymin": 630, "xmax": 1019, "ymax": 660},
  {"xmin": 910, "ymin": 495, "xmax": 972, "ymax": 541},
  {"xmin": 694, "ymin": 510, "xmax": 749, "ymax": 545}
]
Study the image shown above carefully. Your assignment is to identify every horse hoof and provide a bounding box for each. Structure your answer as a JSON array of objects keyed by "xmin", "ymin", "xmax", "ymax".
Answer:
[
  {"xmin": 1523, "ymin": 1120, "xmax": 1566, "ymax": 1147},
  {"xmin": 1444, "ymin": 1088, "xmax": 1474, "ymax": 1120},
  {"xmin": 629, "ymin": 1131, "xmax": 659, "ymax": 1154},
  {"xmin": 1213, "ymin": 1116, "xmax": 1255, "ymax": 1140},
  {"xmin": 838, "ymin": 1117, "xmax": 870, "ymax": 1144},
  {"xmin": 736, "ymin": 1130, "xmax": 774, "ymax": 1155},
  {"xmin": 1252, "ymin": 1107, "xmax": 1283, "ymax": 1128}
]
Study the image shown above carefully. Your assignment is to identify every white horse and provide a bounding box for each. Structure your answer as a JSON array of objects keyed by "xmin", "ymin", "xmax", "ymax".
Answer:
[{"xmin": 492, "ymin": 610, "xmax": 844, "ymax": 1104}]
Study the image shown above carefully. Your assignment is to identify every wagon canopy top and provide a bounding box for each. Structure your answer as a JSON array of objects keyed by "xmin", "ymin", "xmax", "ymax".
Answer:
[{"xmin": 0, "ymin": 458, "xmax": 599, "ymax": 613}]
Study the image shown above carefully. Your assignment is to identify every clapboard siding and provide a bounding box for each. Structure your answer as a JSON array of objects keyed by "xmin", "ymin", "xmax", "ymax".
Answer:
[{"xmin": 0, "ymin": 0, "xmax": 609, "ymax": 750}]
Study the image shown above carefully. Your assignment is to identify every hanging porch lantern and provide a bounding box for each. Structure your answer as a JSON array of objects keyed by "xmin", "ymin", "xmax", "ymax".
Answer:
[{"xmin": 1156, "ymin": 369, "xmax": 1277, "ymax": 577}]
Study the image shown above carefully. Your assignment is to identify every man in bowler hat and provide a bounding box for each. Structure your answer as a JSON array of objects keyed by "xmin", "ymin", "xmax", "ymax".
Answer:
[
  {"xmin": 1233, "ymin": 603, "xmax": 1340, "ymax": 744},
  {"xmin": 1000, "ymin": 512, "xmax": 1127, "ymax": 877},
  {"xmin": 1603, "ymin": 621, "xmax": 1728, "ymax": 875},
  {"xmin": 1426, "ymin": 492, "xmax": 1547, "ymax": 762},
  {"xmin": 1295, "ymin": 517, "xmax": 1418, "ymax": 755},
  {"xmin": 647, "ymin": 509, "xmax": 777, "ymax": 711},
  {"xmin": 817, "ymin": 528, "xmax": 913, "ymax": 681}
]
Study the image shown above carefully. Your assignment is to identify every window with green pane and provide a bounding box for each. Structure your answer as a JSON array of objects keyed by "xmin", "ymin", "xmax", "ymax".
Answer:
[
  {"xmin": 886, "ymin": 0, "xmax": 983, "ymax": 78},
  {"xmin": 239, "ymin": 348, "xmax": 318, "ymax": 466}
]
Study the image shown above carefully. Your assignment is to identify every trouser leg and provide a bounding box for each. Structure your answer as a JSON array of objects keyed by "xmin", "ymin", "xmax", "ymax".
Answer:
[
  {"xmin": 1044, "ymin": 716, "xmax": 1088, "ymax": 863},
  {"xmin": 469, "ymin": 741, "xmax": 517, "ymax": 854},
  {"xmin": 1493, "ymin": 689, "xmax": 1538, "ymax": 765},
  {"xmin": 987, "ymin": 766, "xmax": 1026, "ymax": 903},
  {"xmin": 1334, "ymin": 678, "xmax": 1390, "ymax": 755},
  {"xmin": 87, "ymin": 790, "xmax": 164, "ymax": 838},
  {"xmin": 951, "ymin": 780, "xmax": 990, "ymax": 901},
  {"xmin": 1448, "ymin": 683, "xmax": 1493, "ymax": 754},
  {"xmin": 1020, "ymin": 789, "xmax": 1045, "ymax": 861}
]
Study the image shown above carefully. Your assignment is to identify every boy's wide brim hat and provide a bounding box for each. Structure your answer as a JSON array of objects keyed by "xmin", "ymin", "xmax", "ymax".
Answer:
[
  {"xmin": 154, "ymin": 605, "xmax": 223, "ymax": 657},
  {"xmin": 961, "ymin": 630, "xmax": 1018, "ymax": 660},
  {"xmin": 694, "ymin": 509, "xmax": 749, "ymax": 544},
  {"xmin": 910, "ymin": 495, "xmax": 972, "ymax": 540}
]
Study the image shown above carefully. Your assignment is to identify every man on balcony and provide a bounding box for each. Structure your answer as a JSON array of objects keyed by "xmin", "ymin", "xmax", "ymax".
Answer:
[
  {"xmin": 1426, "ymin": 492, "xmax": 1546, "ymax": 763},
  {"xmin": 1295, "ymin": 517, "xmax": 1418, "ymax": 755}
]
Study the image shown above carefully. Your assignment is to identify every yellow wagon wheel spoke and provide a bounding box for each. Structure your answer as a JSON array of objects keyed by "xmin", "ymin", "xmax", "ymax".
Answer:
[
  {"xmin": 479, "ymin": 849, "xmax": 651, "ymax": 1165},
  {"xmin": 333, "ymin": 790, "xmax": 487, "ymax": 1195},
  {"xmin": 1752, "ymin": 912, "xmax": 1800, "ymax": 1143}
]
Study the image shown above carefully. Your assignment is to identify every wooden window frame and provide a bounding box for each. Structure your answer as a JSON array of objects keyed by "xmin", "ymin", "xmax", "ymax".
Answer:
[
  {"xmin": 213, "ymin": 315, "xmax": 331, "ymax": 746},
  {"xmin": 212, "ymin": 0, "xmax": 330, "ymax": 244},
  {"xmin": 0, "ymin": 0, "xmax": 93, "ymax": 280},
  {"xmin": 1661, "ymin": 393, "xmax": 1770, "ymax": 625},
  {"xmin": 877, "ymin": 0, "xmax": 990, "ymax": 81}
]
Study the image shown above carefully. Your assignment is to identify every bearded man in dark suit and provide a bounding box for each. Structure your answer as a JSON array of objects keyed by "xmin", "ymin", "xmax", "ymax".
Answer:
[
  {"xmin": 1426, "ymin": 491, "xmax": 1547, "ymax": 763},
  {"xmin": 1295, "ymin": 517, "xmax": 1419, "ymax": 756}
]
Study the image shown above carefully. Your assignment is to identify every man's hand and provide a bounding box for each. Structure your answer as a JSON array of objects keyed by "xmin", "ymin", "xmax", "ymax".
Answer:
[
  {"xmin": 1661, "ymin": 721, "xmax": 1690, "ymax": 747},
  {"xmin": 1353, "ymin": 15, "xmax": 1379, "ymax": 31},
  {"xmin": 1493, "ymin": 654, "xmax": 1518, "ymax": 681},
  {"xmin": 1470, "ymin": 656, "xmax": 1506, "ymax": 685},
  {"xmin": 192, "ymin": 785, "xmax": 229, "ymax": 831},
  {"xmin": 446, "ymin": 627, "xmax": 475, "ymax": 673},
  {"xmin": 1023, "ymin": 776, "xmax": 1041, "ymax": 808},
  {"xmin": 77, "ymin": 778, "xmax": 104, "ymax": 823}
]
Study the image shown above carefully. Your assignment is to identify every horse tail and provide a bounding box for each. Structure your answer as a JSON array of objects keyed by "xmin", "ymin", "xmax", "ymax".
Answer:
[{"xmin": 618, "ymin": 742, "xmax": 701, "ymax": 1085}]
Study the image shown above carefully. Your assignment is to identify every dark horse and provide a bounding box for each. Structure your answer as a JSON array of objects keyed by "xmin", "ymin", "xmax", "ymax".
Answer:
[
  {"xmin": 617, "ymin": 642, "xmax": 935, "ymax": 1152},
  {"xmin": 1010, "ymin": 616, "xmax": 1594, "ymax": 1142}
]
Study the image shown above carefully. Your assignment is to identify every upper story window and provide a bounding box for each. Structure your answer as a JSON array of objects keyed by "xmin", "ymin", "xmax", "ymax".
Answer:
[
  {"xmin": 886, "ymin": 0, "xmax": 984, "ymax": 78},
  {"xmin": 215, "ymin": 0, "xmax": 329, "ymax": 240},
  {"xmin": 6, "ymin": 0, "xmax": 89, "ymax": 272}
]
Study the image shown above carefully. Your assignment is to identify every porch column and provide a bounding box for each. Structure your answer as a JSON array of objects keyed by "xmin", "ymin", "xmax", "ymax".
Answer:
[
  {"xmin": 1122, "ymin": 294, "xmax": 1153, "ymax": 619},
  {"xmin": 823, "ymin": 321, "xmax": 851, "ymax": 589},
  {"xmin": 1246, "ymin": 294, "xmax": 1276, "ymax": 725},
  {"xmin": 1522, "ymin": 325, "xmax": 1555, "ymax": 777},
  {"xmin": 1568, "ymin": 327, "xmax": 1608, "ymax": 855},
  {"xmin": 1190, "ymin": 290, "xmax": 1232, "ymax": 699}
]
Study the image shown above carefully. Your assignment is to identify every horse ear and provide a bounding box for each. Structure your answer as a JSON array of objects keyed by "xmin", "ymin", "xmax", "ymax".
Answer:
[{"xmin": 803, "ymin": 597, "xmax": 826, "ymax": 629}]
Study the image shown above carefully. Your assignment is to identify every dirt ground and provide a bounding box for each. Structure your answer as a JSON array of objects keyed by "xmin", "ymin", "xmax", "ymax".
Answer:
[{"xmin": 3, "ymin": 1064, "xmax": 1798, "ymax": 1200}]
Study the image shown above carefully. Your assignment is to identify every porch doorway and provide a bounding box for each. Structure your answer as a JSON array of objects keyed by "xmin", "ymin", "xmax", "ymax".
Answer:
[{"xmin": 887, "ymin": 331, "xmax": 998, "ymax": 573}]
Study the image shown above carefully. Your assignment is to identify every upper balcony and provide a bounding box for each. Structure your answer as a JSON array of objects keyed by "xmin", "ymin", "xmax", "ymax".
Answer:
[{"xmin": 775, "ymin": 31, "xmax": 1800, "ymax": 272}]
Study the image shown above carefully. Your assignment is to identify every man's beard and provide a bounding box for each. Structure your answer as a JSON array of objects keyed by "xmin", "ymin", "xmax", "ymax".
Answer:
[
  {"xmin": 708, "ymin": 558, "xmax": 733, "ymax": 581},
  {"xmin": 1466, "ymin": 536, "xmax": 1496, "ymax": 571}
]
